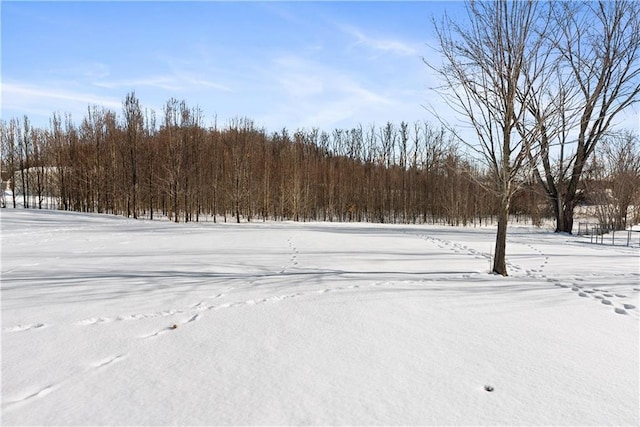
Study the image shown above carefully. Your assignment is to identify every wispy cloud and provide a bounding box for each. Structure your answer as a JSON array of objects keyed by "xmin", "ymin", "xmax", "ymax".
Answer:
[
  {"xmin": 92, "ymin": 75, "xmax": 231, "ymax": 93},
  {"xmin": 1, "ymin": 82, "xmax": 122, "ymax": 123},
  {"xmin": 74, "ymin": 62, "xmax": 110, "ymax": 80},
  {"xmin": 256, "ymin": 54, "xmax": 406, "ymax": 130},
  {"xmin": 342, "ymin": 25, "xmax": 419, "ymax": 57},
  {"xmin": 272, "ymin": 54, "xmax": 395, "ymax": 102},
  {"xmin": 3, "ymin": 82, "xmax": 121, "ymax": 109},
  {"xmin": 92, "ymin": 77, "xmax": 181, "ymax": 91}
]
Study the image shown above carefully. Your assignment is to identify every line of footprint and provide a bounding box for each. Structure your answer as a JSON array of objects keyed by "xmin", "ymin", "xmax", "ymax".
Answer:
[
  {"xmin": 414, "ymin": 233, "xmax": 525, "ymax": 274},
  {"xmin": 416, "ymin": 234, "xmax": 490, "ymax": 261},
  {"xmin": 415, "ymin": 232, "xmax": 638, "ymax": 317},
  {"xmin": 3, "ymin": 323, "xmax": 48, "ymax": 332},
  {"xmin": 1, "ymin": 290, "xmax": 303, "ymax": 406},
  {"xmin": 517, "ymin": 238, "xmax": 639, "ymax": 316},
  {"xmin": 521, "ymin": 243, "xmax": 550, "ymax": 278},
  {"xmin": 515, "ymin": 241, "xmax": 638, "ymax": 316},
  {"xmin": 517, "ymin": 240, "xmax": 639, "ymax": 316},
  {"xmin": 0, "ymin": 234, "xmax": 551, "ymax": 334},
  {"xmin": 2, "ymin": 352, "xmax": 127, "ymax": 410},
  {"xmin": 2, "ymin": 284, "xmax": 368, "ymax": 336},
  {"xmin": 552, "ymin": 281, "xmax": 638, "ymax": 315},
  {"xmin": 5, "ymin": 230, "xmax": 362, "ymax": 335},
  {"xmin": 279, "ymin": 236, "xmax": 299, "ymax": 273},
  {"xmin": 2, "ymin": 281, "xmax": 373, "ymax": 409},
  {"xmin": 138, "ymin": 284, "xmax": 369, "ymax": 339}
]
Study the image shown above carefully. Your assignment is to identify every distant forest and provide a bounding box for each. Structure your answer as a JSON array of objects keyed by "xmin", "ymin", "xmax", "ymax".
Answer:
[{"xmin": 0, "ymin": 93, "xmax": 629, "ymax": 226}]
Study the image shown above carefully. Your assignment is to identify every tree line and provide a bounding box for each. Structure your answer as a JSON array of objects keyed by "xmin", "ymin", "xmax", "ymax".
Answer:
[
  {"xmin": 2, "ymin": 94, "xmax": 549, "ymax": 225},
  {"xmin": 2, "ymin": 93, "xmax": 636, "ymax": 230}
]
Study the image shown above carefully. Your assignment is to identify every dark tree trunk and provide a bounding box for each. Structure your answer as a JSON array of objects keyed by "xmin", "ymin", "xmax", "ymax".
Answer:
[
  {"xmin": 559, "ymin": 199, "xmax": 574, "ymax": 233},
  {"xmin": 493, "ymin": 201, "xmax": 509, "ymax": 276}
]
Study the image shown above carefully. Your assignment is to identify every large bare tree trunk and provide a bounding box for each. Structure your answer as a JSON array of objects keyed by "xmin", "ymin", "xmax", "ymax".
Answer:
[{"xmin": 527, "ymin": 1, "xmax": 640, "ymax": 233}]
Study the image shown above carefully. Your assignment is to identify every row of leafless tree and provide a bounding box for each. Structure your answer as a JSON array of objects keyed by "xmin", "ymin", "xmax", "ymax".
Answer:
[
  {"xmin": 3, "ymin": 97, "xmax": 636, "ymax": 230},
  {"xmin": 2, "ymin": 96, "xmax": 553, "ymax": 225}
]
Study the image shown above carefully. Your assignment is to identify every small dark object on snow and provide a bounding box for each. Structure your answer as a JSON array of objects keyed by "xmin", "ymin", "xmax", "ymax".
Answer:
[
  {"xmin": 484, "ymin": 385, "xmax": 494, "ymax": 392},
  {"xmin": 170, "ymin": 324, "xmax": 178, "ymax": 330}
]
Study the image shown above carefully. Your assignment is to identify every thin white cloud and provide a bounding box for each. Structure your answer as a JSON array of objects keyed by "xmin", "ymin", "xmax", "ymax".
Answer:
[
  {"xmin": 92, "ymin": 75, "xmax": 231, "ymax": 93},
  {"xmin": 272, "ymin": 57, "xmax": 325, "ymax": 98},
  {"xmin": 92, "ymin": 77, "xmax": 180, "ymax": 91},
  {"xmin": 272, "ymin": 54, "xmax": 395, "ymax": 106},
  {"xmin": 1, "ymin": 82, "xmax": 124, "ymax": 126},
  {"xmin": 278, "ymin": 73, "xmax": 325, "ymax": 98},
  {"xmin": 2, "ymin": 82, "xmax": 122, "ymax": 110},
  {"xmin": 47, "ymin": 62, "xmax": 112, "ymax": 81},
  {"xmin": 259, "ymin": 54, "xmax": 408, "ymax": 131},
  {"xmin": 342, "ymin": 25, "xmax": 419, "ymax": 57},
  {"xmin": 189, "ymin": 79, "xmax": 232, "ymax": 92},
  {"xmin": 84, "ymin": 63, "xmax": 111, "ymax": 80}
]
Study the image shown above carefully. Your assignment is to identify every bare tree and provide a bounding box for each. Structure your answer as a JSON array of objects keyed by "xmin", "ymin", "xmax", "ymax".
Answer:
[
  {"xmin": 17, "ymin": 116, "xmax": 31, "ymax": 208},
  {"xmin": 143, "ymin": 108, "xmax": 158, "ymax": 220},
  {"xmin": 1, "ymin": 119, "xmax": 19, "ymax": 208},
  {"xmin": 224, "ymin": 117, "xmax": 253, "ymax": 223},
  {"xmin": 428, "ymin": 0, "xmax": 548, "ymax": 275},
  {"xmin": 123, "ymin": 92, "xmax": 143, "ymax": 219},
  {"xmin": 588, "ymin": 131, "xmax": 640, "ymax": 230},
  {"xmin": 531, "ymin": 0, "xmax": 640, "ymax": 233},
  {"xmin": 30, "ymin": 128, "xmax": 48, "ymax": 209}
]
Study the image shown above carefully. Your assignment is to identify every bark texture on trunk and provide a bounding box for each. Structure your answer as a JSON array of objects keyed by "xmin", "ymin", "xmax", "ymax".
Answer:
[{"xmin": 493, "ymin": 203, "xmax": 509, "ymax": 276}]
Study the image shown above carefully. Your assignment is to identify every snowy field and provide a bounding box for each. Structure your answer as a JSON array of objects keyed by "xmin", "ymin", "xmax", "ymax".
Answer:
[{"xmin": 1, "ymin": 209, "xmax": 639, "ymax": 426}]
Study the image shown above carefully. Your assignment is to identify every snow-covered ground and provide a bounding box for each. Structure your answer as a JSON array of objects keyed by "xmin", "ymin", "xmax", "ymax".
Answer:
[{"xmin": 1, "ymin": 209, "xmax": 638, "ymax": 426}]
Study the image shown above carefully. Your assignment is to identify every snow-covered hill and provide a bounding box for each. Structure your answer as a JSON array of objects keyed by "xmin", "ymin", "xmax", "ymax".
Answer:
[{"xmin": 1, "ymin": 209, "xmax": 638, "ymax": 425}]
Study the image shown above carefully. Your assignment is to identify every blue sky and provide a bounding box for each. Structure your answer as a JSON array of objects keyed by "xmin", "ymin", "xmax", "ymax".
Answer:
[
  {"xmin": 2, "ymin": 1, "xmax": 467, "ymax": 132},
  {"xmin": 2, "ymin": 1, "xmax": 636, "ymax": 135}
]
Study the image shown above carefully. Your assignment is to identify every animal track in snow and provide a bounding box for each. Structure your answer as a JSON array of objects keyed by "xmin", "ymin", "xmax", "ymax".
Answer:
[
  {"xmin": 265, "ymin": 293, "xmax": 300, "ymax": 302},
  {"xmin": 522, "ymin": 243, "xmax": 550, "ymax": 277},
  {"xmin": 138, "ymin": 293, "xmax": 307, "ymax": 339},
  {"xmin": 3, "ymin": 384, "xmax": 57, "ymax": 406},
  {"xmin": 92, "ymin": 355, "xmax": 125, "ymax": 370},
  {"xmin": 139, "ymin": 284, "xmax": 376, "ymax": 339},
  {"xmin": 563, "ymin": 282, "xmax": 638, "ymax": 316},
  {"xmin": 5, "ymin": 351, "xmax": 131, "ymax": 408},
  {"xmin": 78, "ymin": 308, "xmax": 187, "ymax": 326},
  {"xmin": 140, "ymin": 327, "xmax": 173, "ymax": 339},
  {"xmin": 416, "ymin": 234, "xmax": 492, "ymax": 265},
  {"xmin": 191, "ymin": 293, "xmax": 225, "ymax": 310},
  {"xmin": 78, "ymin": 317, "xmax": 114, "ymax": 326},
  {"xmin": 3, "ymin": 323, "xmax": 48, "ymax": 332},
  {"xmin": 280, "ymin": 237, "xmax": 301, "ymax": 272}
]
